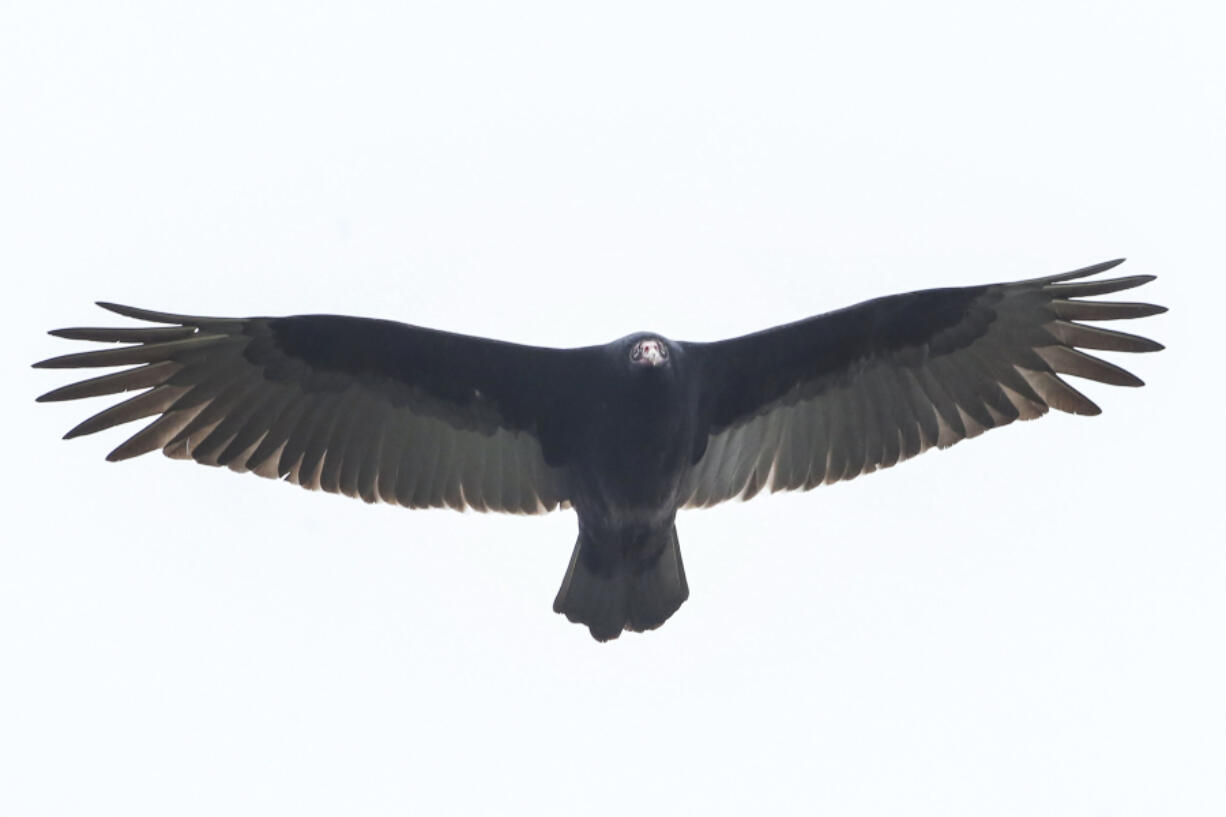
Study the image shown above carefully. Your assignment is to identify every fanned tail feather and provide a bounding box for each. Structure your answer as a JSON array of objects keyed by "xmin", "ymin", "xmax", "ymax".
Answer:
[{"xmin": 553, "ymin": 525, "xmax": 689, "ymax": 641}]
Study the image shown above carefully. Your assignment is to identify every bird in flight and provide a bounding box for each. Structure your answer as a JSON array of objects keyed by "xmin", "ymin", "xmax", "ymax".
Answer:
[{"xmin": 35, "ymin": 259, "xmax": 1164, "ymax": 640}]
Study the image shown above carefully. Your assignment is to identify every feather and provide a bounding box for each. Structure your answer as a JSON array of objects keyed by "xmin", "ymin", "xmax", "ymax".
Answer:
[{"xmin": 37, "ymin": 361, "xmax": 181, "ymax": 402}]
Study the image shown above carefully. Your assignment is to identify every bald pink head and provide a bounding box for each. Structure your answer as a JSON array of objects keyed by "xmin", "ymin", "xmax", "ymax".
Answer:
[{"xmin": 629, "ymin": 338, "xmax": 669, "ymax": 368}]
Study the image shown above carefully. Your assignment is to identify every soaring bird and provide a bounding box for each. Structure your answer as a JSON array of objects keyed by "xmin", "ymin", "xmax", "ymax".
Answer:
[{"xmin": 35, "ymin": 259, "xmax": 1164, "ymax": 640}]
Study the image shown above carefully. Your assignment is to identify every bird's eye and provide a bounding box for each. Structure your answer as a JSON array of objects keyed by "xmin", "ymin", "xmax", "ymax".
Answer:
[
  {"xmin": 658, "ymin": 345, "xmax": 669, "ymax": 358},
  {"xmin": 631, "ymin": 347, "xmax": 642, "ymax": 360}
]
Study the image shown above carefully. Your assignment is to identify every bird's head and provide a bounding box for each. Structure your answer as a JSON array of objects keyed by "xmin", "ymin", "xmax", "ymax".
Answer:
[{"xmin": 628, "ymin": 336, "xmax": 671, "ymax": 369}]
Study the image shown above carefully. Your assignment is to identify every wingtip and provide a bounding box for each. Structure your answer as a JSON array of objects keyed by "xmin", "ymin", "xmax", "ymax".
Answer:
[
  {"xmin": 1032, "ymin": 258, "xmax": 1128, "ymax": 285},
  {"xmin": 95, "ymin": 299, "xmax": 228, "ymax": 323},
  {"xmin": 96, "ymin": 301, "xmax": 155, "ymax": 321},
  {"xmin": 1080, "ymin": 257, "xmax": 1127, "ymax": 275},
  {"xmin": 94, "ymin": 302, "xmax": 205, "ymax": 324},
  {"xmin": 1075, "ymin": 398, "xmax": 1104, "ymax": 417},
  {"xmin": 31, "ymin": 353, "xmax": 83, "ymax": 370},
  {"xmin": 31, "ymin": 352, "xmax": 87, "ymax": 369}
]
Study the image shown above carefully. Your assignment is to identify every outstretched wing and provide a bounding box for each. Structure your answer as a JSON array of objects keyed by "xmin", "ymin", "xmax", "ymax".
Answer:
[
  {"xmin": 680, "ymin": 259, "xmax": 1165, "ymax": 507},
  {"xmin": 36, "ymin": 304, "xmax": 597, "ymax": 513}
]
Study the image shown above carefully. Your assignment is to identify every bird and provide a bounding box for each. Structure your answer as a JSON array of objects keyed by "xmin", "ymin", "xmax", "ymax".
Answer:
[{"xmin": 35, "ymin": 259, "xmax": 1165, "ymax": 641}]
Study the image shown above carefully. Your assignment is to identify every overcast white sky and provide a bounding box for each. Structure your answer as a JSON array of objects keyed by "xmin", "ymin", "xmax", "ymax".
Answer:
[{"xmin": 2, "ymin": 2, "xmax": 1223, "ymax": 815}]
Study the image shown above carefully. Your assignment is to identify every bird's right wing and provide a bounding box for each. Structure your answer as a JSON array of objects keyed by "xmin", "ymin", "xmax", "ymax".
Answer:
[
  {"xmin": 36, "ymin": 304, "xmax": 600, "ymax": 513},
  {"xmin": 679, "ymin": 259, "xmax": 1165, "ymax": 507}
]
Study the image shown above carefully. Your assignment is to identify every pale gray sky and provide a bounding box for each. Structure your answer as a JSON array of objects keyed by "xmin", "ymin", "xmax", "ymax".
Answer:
[{"xmin": 3, "ymin": 2, "xmax": 1222, "ymax": 815}]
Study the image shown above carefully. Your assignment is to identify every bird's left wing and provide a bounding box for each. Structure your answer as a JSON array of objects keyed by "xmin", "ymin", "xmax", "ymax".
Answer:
[
  {"xmin": 679, "ymin": 259, "xmax": 1165, "ymax": 508},
  {"xmin": 36, "ymin": 303, "xmax": 597, "ymax": 513}
]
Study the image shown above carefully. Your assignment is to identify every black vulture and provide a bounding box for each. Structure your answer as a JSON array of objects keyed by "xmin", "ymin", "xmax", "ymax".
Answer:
[{"xmin": 35, "ymin": 259, "xmax": 1165, "ymax": 640}]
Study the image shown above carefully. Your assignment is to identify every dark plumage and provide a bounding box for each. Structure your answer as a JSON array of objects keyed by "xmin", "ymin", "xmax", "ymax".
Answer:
[{"xmin": 35, "ymin": 259, "xmax": 1165, "ymax": 640}]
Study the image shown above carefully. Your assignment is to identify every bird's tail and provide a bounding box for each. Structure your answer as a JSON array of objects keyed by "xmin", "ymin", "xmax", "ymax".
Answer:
[{"xmin": 552, "ymin": 524, "xmax": 689, "ymax": 641}]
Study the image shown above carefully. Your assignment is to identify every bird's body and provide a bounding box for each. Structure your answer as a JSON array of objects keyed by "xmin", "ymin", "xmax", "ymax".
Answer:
[
  {"xmin": 554, "ymin": 336, "xmax": 697, "ymax": 638},
  {"xmin": 569, "ymin": 337, "xmax": 694, "ymax": 519},
  {"xmin": 36, "ymin": 260, "xmax": 1165, "ymax": 640}
]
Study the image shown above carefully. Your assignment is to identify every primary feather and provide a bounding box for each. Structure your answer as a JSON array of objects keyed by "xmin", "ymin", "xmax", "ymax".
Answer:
[{"xmin": 35, "ymin": 259, "xmax": 1164, "ymax": 640}]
